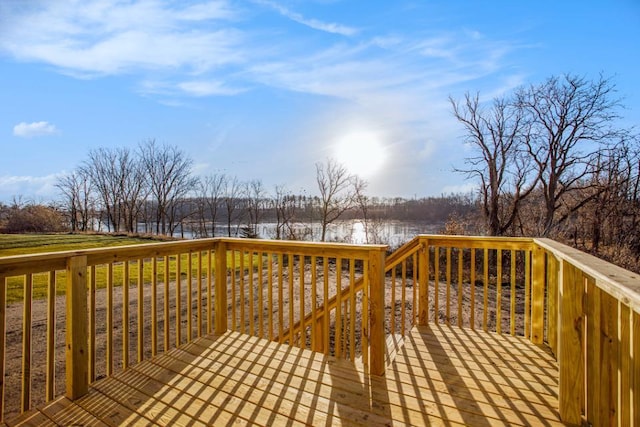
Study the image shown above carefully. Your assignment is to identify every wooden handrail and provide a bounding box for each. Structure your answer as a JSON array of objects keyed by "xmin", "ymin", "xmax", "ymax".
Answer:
[{"xmin": 276, "ymin": 236, "xmax": 424, "ymax": 344}]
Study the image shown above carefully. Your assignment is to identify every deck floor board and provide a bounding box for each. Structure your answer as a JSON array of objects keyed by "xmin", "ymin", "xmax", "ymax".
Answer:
[{"xmin": 9, "ymin": 325, "xmax": 563, "ymax": 426}]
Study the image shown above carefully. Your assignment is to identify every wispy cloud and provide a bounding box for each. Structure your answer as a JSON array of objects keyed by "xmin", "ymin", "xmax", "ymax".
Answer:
[
  {"xmin": 139, "ymin": 79, "xmax": 247, "ymax": 98},
  {"xmin": 0, "ymin": 0, "xmax": 243, "ymax": 77},
  {"xmin": 13, "ymin": 121, "xmax": 59, "ymax": 138},
  {"xmin": 254, "ymin": 0, "xmax": 358, "ymax": 36}
]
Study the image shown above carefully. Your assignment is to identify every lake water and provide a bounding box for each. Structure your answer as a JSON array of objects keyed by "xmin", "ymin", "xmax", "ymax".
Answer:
[{"xmin": 209, "ymin": 220, "xmax": 444, "ymax": 248}]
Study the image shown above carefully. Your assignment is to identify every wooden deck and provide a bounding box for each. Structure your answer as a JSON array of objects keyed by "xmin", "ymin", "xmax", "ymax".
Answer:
[{"xmin": 7, "ymin": 325, "xmax": 563, "ymax": 426}]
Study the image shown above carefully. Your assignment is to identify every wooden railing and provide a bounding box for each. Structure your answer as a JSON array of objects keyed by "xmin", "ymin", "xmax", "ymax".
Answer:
[
  {"xmin": 536, "ymin": 238, "xmax": 640, "ymax": 426},
  {"xmin": 0, "ymin": 238, "xmax": 386, "ymax": 422},
  {"xmin": 384, "ymin": 235, "xmax": 640, "ymax": 426},
  {"xmin": 0, "ymin": 235, "xmax": 638, "ymax": 425}
]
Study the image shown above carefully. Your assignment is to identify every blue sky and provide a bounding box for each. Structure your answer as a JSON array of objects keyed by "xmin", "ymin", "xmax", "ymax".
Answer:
[{"xmin": 1, "ymin": 0, "xmax": 639, "ymax": 203}]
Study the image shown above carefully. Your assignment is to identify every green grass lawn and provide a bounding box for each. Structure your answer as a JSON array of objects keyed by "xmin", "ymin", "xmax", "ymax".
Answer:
[
  {"xmin": 0, "ymin": 233, "xmax": 167, "ymax": 257},
  {"xmin": 0, "ymin": 233, "xmax": 243, "ymax": 304}
]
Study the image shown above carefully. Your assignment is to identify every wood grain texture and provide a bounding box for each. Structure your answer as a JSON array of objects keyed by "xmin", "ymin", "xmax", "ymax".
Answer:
[{"xmin": 8, "ymin": 326, "xmax": 562, "ymax": 427}]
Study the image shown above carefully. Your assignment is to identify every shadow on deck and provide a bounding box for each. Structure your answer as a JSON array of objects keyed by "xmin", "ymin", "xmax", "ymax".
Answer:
[{"xmin": 8, "ymin": 325, "xmax": 563, "ymax": 426}]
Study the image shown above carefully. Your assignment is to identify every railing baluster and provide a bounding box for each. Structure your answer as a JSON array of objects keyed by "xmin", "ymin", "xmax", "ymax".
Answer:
[
  {"xmin": 151, "ymin": 257, "xmax": 158, "ymax": 356},
  {"xmin": 390, "ymin": 266, "xmax": 396, "ymax": 333},
  {"xmin": 107, "ymin": 263, "xmax": 113, "ymax": 375},
  {"xmin": 240, "ymin": 251, "xmax": 245, "ymax": 335},
  {"xmin": 310, "ymin": 256, "xmax": 318, "ymax": 351},
  {"xmin": 632, "ymin": 310, "xmax": 639, "ymax": 423},
  {"xmin": 46, "ymin": 271, "xmax": 57, "ymax": 399},
  {"xmin": 323, "ymin": 257, "xmax": 329, "ymax": 352},
  {"xmin": 349, "ymin": 259, "xmax": 356, "ymax": 359},
  {"xmin": 524, "ymin": 250, "xmax": 532, "ymax": 340},
  {"xmin": 137, "ymin": 258, "xmax": 144, "ymax": 363},
  {"xmin": 362, "ymin": 260, "xmax": 369, "ymax": 366},
  {"xmin": 412, "ymin": 252, "xmax": 418, "ymax": 327},
  {"xmin": 123, "ymin": 261, "xmax": 129, "ymax": 369},
  {"xmin": 510, "ymin": 250, "xmax": 516, "ymax": 336},
  {"xmin": 546, "ymin": 254, "xmax": 558, "ymax": 353},
  {"xmin": 401, "ymin": 260, "xmax": 407, "ymax": 336},
  {"xmin": 434, "ymin": 247, "xmax": 440, "ymax": 322},
  {"xmin": 175, "ymin": 254, "xmax": 181, "ymax": 347},
  {"xmin": 496, "ymin": 249, "xmax": 502, "ymax": 334},
  {"xmin": 21, "ymin": 274, "xmax": 32, "ymax": 412},
  {"xmin": 197, "ymin": 251, "xmax": 202, "ymax": 338},
  {"xmin": 470, "ymin": 249, "xmax": 476, "ymax": 329},
  {"xmin": 249, "ymin": 251, "xmax": 254, "ymax": 336},
  {"xmin": 0, "ymin": 276, "xmax": 5, "ymax": 423},
  {"xmin": 483, "ymin": 247, "xmax": 489, "ymax": 332},
  {"xmin": 87, "ymin": 267, "xmax": 95, "ymax": 384},
  {"xmin": 163, "ymin": 256, "xmax": 169, "ymax": 352},
  {"xmin": 258, "ymin": 253, "xmax": 264, "ymax": 339},
  {"xmin": 231, "ymin": 252, "xmax": 237, "ymax": 332},
  {"xmin": 288, "ymin": 254, "xmax": 294, "ymax": 345},
  {"xmin": 531, "ymin": 246, "xmax": 545, "ymax": 344},
  {"xmin": 187, "ymin": 252, "xmax": 192, "ymax": 342},
  {"xmin": 267, "ymin": 253, "xmax": 273, "ymax": 340},
  {"xmin": 277, "ymin": 253, "xmax": 284, "ymax": 343},
  {"xmin": 446, "ymin": 247, "xmax": 451, "ymax": 325},
  {"xmin": 457, "ymin": 248, "xmax": 463, "ymax": 328},
  {"xmin": 206, "ymin": 250, "xmax": 212, "ymax": 335},
  {"xmin": 335, "ymin": 257, "xmax": 342, "ymax": 358},
  {"xmin": 299, "ymin": 256, "xmax": 305, "ymax": 349},
  {"xmin": 418, "ymin": 240, "xmax": 429, "ymax": 326}
]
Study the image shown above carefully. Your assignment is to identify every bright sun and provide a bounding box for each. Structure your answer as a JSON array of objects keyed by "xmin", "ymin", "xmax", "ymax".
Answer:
[{"xmin": 334, "ymin": 130, "xmax": 386, "ymax": 178}]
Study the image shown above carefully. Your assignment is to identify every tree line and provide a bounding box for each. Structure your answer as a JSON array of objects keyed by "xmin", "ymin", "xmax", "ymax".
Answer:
[
  {"xmin": 451, "ymin": 73, "xmax": 639, "ymax": 271},
  {"xmin": 1, "ymin": 73, "xmax": 637, "ymax": 272},
  {"xmin": 0, "ymin": 142, "xmax": 473, "ymax": 243}
]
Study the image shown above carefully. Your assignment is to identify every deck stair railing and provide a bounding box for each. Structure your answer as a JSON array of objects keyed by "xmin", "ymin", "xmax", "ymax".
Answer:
[{"xmin": 0, "ymin": 235, "xmax": 638, "ymax": 425}]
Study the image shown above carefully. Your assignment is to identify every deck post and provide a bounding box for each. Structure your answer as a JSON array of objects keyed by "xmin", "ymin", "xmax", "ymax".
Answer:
[
  {"xmin": 531, "ymin": 245, "xmax": 546, "ymax": 344},
  {"xmin": 66, "ymin": 256, "xmax": 88, "ymax": 400},
  {"xmin": 214, "ymin": 241, "xmax": 228, "ymax": 335},
  {"xmin": 418, "ymin": 238, "xmax": 429, "ymax": 326},
  {"xmin": 558, "ymin": 260, "xmax": 585, "ymax": 425},
  {"xmin": 369, "ymin": 248, "xmax": 386, "ymax": 376}
]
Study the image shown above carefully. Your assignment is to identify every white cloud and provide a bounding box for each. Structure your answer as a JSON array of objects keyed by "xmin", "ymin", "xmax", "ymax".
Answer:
[
  {"xmin": 139, "ymin": 79, "xmax": 247, "ymax": 97},
  {"xmin": 0, "ymin": 173, "xmax": 62, "ymax": 202},
  {"xmin": 13, "ymin": 121, "xmax": 59, "ymax": 138},
  {"xmin": 177, "ymin": 80, "xmax": 247, "ymax": 97},
  {"xmin": 0, "ymin": 0, "xmax": 244, "ymax": 77},
  {"xmin": 254, "ymin": 0, "xmax": 358, "ymax": 36}
]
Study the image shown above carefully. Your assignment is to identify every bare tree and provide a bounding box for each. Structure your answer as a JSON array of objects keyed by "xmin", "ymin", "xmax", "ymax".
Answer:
[
  {"xmin": 56, "ymin": 168, "xmax": 93, "ymax": 231},
  {"xmin": 353, "ymin": 176, "xmax": 373, "ymax": 243},
  {"xmin": 119, "ymin": 153, "xmax": 147, "ymax": 233},
  {"xmin": 272, "ymin": 185, "xmax": 298, "ymax": 240},
  {"xmin": 316, "ymin": 158, "xmax": 355, "ymax": 241},
  {"xmin": 84, "ymin": 147, "xmax": 140, "ymax": 232},
  {"xmin": 451, "ymin": 93, "xmax": 536, "ymax": 236},
  {"xmin": 138, "ymin": 139, "xmax": 197, "ymax": 235},
  {"xmin": 222, "ymin": 176, "xmax": 245, "ymax": 237},
  {"xmin": 196, "ymin": 173, "xmax": 226, "ymax": 237},
  {"xmin": 515, "ymin": 74, "xmax": 624, "ymax": 236},
  {"xmin": 244, "ymin": 179, "xmax": 265, "ymax": 238}
]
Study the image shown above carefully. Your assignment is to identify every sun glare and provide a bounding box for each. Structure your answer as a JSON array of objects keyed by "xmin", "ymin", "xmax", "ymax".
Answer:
[{"xmin": 334, "ymin": 130, "xmax": 386, "ymax": 178}]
